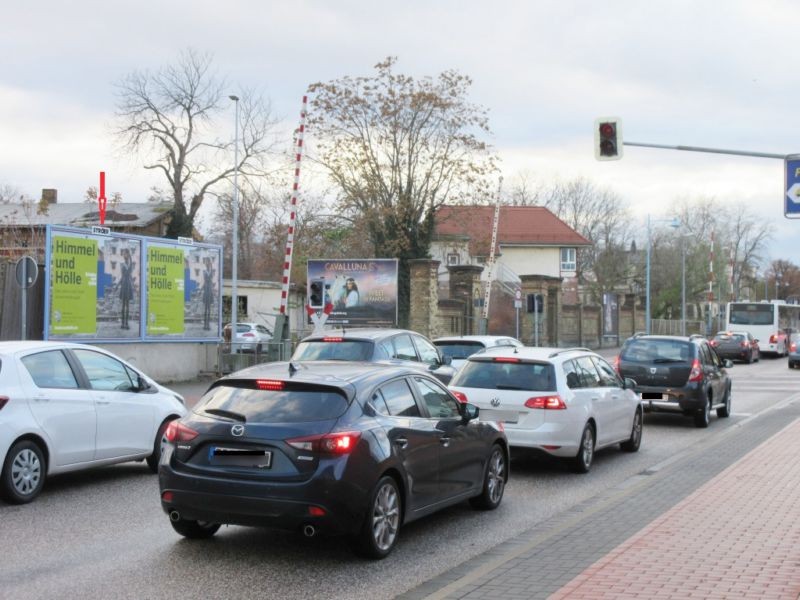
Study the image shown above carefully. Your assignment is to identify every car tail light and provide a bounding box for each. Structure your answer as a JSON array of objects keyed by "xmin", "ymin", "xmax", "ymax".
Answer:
[
  {"xmin": 322, "ymin": 337, "xmax": 343, "ymax": 342},
  {"xmin": 740, "ymin": 341, "xmax": 749, "ymax": 348},
  {"xmin": 525, "ymin": 395, "xmax": 566, "ymax": 410},
  {"xmin": 688, "ymin": 359, "xmax": 704, "ymax": 383},
  {"xmin": 165, "ymin": 421, "xmax": 199, "ymax": 443},
  {"xmin": 709, "ymin": 340, "xmax": 718, "ymax": 346},
  {"xmin": 792, "ymin": 342, "xmax": 797, "ymax": 353},
  {"xmin": 451, "ymin": 390, "xmax": 468, "ymax": 404},
  {"xmin": 0, "ymin": 396, "xmax": 8, "ymax": 411},
  {"xmin": 308, "ymin": 506, "xmax": 326, "ymax": 517},
  {"xmin": 161, "ymin": 491, "xmax": 174, "ymax": 502},
  {"xmin": 287, "ymin": 432, "xmax": 361, "ymax": 454},
  {"xmin": 770, "ymin": 333, "xmax": 778, "ymax": 343},
  {"xmin": 493, "ymin": 357, "xmax": 520, "ymax": 363},
  {"xmin": 242, "ymin": 332, "xmax": 256, "ymax": 338},
  {"xmin": 256, "ymin": 379, "xmax": 285, "ymax": 391},
  {"xmin": 612, "ymin": 355, "xmax": 621, "ymax": 373}
]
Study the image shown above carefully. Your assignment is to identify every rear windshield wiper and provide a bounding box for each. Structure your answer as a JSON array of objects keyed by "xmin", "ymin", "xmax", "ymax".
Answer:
[{"xmin": 204, "ymin": 408, "xmax": 247, "ymax": 422}]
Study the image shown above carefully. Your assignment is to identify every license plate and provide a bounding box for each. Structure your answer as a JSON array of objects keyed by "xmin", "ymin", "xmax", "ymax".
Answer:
[
  {"xmin": 210, "ymin": 446, "xmax": 272, "ymax": 468},
  {"xmin": 641, "ymin": 392, "xmax": 664, "ymax": 400}
]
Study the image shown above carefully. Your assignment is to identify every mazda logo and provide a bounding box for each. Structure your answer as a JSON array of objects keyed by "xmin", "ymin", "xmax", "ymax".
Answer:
[
  {"xmin": 231, "ymin": 424, "xmax": 245, "ymax": 437},
  {"xmin": 490, "ymin": 397, "xmax": 501, "ymax": 407}
]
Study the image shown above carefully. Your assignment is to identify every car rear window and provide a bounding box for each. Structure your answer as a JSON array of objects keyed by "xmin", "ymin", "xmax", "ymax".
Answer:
[
  {"xmin": 433, "ymin": 341, "xmax": 485, "ymax": 360},
  {"xmin": 621, "ymin": 339, "xmax": 693, "ymax": 363},
  {"xmin": 195, "ymin": 384, "xmax": 349, "ymax": 422},
  {"xmin": 451, "ymin": 359, "xmax": 555, "ymax": 391}
]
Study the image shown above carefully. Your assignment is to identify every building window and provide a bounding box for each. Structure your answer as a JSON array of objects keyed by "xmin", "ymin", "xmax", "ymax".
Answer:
[
  {"xmin": 561, "ymin": 247, "xmax": 576, "ymax": 272},
  {"xmin": 446, "ymin": 253, "xmax": 459, "ymax": 266}
]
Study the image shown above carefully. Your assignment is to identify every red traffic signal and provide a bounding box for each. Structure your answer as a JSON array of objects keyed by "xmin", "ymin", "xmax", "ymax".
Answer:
[{"xmin": 594, "ymin": 117, "xmax": 623, "ymax": 161}]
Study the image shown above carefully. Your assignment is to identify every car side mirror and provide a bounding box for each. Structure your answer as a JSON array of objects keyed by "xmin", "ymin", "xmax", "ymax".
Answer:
[
  {"xmin": 462, "ymin": 403, "xmax": 479, "ymax": 422},
  {"xmin": 137, "ymin": 376, "xmax": 152, "ymax": 392},
  {"xmin": 623, "ymin": 377, "xmax": 637, "ymax": 390},
  {"xmin": 441, "ymin": 355, "xmax": 452, "ymax": 366},
  {"xmin": 724, "ymin": 359, "xmax": 734, "ymax": 368}
]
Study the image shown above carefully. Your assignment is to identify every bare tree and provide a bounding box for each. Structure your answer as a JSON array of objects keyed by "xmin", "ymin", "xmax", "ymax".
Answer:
[
  {"xmin": 307, "ymin": 57, "xmax": 498, "ymax": 325},
  {"xmin": 114, "ymin": 49, "xmax": 278, "ymax": 237}
]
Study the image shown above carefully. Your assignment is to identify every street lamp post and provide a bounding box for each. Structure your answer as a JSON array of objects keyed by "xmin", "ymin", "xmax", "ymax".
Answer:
[
  {"xmin": 229, "ymin": 95, "xmax": 240, "ymax": 346},
  {"xmin": 776, "ymin": 273, "xmax": 781, "ymax": 301}
]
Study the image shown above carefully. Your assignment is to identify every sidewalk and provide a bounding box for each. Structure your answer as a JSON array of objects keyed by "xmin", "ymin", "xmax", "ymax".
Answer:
[{"xmin": 400, "ymin": 395, "xmax": 800, "ymax": 600}]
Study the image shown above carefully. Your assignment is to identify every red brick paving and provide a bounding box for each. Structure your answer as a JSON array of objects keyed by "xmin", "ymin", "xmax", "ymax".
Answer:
[{"xmin": 550, "ymin": 419, "xmax": 800, "ymax": 599}]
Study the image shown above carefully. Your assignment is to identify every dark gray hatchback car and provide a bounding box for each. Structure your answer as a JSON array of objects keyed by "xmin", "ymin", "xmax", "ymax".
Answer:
[
  {"xmin": 159, "ymin": 361, "xmax": 508, "ymax": 559},
  {"xmin": 616, "ymin": 335, "xmax": 733, "ymax": 428}
]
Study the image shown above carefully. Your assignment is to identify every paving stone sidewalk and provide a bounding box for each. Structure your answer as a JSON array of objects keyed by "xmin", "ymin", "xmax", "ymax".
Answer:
[{"xmin": 399, "ymin": 397, "xmax": 800, "ymax": 600}]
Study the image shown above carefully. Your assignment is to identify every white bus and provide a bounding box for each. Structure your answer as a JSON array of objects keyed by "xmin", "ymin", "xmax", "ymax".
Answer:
[{"xmin": 725, "ymin": 301, "xmax": 800, "ymax": 356}]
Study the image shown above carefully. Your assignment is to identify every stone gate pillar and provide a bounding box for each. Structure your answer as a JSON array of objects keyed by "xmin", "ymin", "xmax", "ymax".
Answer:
[
  {"xmin": 409, "ymin": 259, "xmax": 440, "ymax": 338},
  {"xmin": 520, "ymin": 275, "xmax": 562, "ymax": 346},
  {"xmin": 448, "ymin": 265, "xmax": 483, "ymax": 334}
]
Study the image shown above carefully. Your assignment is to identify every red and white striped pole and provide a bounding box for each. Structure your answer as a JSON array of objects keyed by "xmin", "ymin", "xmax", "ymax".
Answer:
[{"xmin": 279, "ymin": 96, "xmax": 308, "ymax": 316}]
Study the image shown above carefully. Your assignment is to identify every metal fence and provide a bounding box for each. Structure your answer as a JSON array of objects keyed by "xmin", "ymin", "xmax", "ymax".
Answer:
[
  {"xmin": 217, "ymin": 339, "xmax": 296, "ymax": 376},
  {"xmin": 649, "ymin": 319, "xmax": 706, "ymax": 337}
]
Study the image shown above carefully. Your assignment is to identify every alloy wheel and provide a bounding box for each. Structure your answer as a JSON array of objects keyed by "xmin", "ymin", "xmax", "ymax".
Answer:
[
  {"xmin": 487, "ymin": 449, "xmax": 506, "ymax": 504},
  {"xmin": 371, "ymin": 481, "xmax": 400, "ymax": 552},
  {"xmin": 581, "ymin": 427, "xmax": 594, "ymax": 468}
]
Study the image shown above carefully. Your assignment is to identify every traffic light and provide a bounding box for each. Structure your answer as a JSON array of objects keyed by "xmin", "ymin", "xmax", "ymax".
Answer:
[
  {"xmin": 594, "ymin": 117, "xmax": 623, "ymax": 161},
  {"xmin": 309, "ymin": 279, "xmax": 324, "ymax": 309}
]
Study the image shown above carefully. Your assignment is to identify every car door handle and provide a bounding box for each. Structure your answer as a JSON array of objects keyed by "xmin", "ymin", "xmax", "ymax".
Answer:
[
  {"xmin": 591, "ymin": 397, "xmax": 600, "ymax": 402},
  {"xmin": 33, "ymin": 396, "xmax": 50, "ymax": 402},
  {"xmin": 96, "ymin": 398, "xmax": 111, "ymax": 405},
  {"xmin": 440, "ymin": 436, "xmax": 451, "ymax": 447},
  {"xmin": 393, "ymin": 437, "xmax": 408, "ymax": 449}
]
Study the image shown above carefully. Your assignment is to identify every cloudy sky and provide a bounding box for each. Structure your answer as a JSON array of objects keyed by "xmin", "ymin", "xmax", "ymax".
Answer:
[{"xmin": 2, "ymin": 0, "xmax": 797, "ymax": 261}]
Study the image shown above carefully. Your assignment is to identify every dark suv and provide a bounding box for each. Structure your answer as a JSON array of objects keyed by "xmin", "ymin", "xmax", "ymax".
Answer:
[{"xmin": 615, "ymin": 334, "xmax": 733, "ymax": 428}]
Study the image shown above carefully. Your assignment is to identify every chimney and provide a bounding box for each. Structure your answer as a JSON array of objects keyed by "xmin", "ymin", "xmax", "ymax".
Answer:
[{"xmin": 42, "ymin": 189, "xmax": 57, "ymax": 204}]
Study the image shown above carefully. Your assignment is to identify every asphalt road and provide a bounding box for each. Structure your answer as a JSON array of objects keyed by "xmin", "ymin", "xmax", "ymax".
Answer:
[{"xmin": 1, "ymin": 354, "xmax": 795, "ymax": 600}]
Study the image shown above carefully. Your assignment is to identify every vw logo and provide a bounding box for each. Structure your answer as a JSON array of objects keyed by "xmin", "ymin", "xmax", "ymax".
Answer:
[
  {"xmin": 490, "ymin": 397, "xmax": 501, "ymax": 407},
  {"xmin": 231, "ymin": 424, "xmax": 245, "ymax": 437},
  {"xmin": 649, "ymin": 367, "xmax": 657, "ymax": 374}
]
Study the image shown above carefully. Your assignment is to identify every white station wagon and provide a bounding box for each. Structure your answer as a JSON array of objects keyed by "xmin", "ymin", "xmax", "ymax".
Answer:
[
  {"xmin": 448, "ymin": 346, "xmax": 642, "ymax": 472},
  {"xmin": 0, "ymin": 341, "xmax": 186, "ymax": 504}
]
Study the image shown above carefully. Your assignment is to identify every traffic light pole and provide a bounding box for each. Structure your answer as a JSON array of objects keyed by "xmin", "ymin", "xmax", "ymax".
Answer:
[{"xmin": 625, "ymin": 142, "xmax": 785, "ymax": 160}]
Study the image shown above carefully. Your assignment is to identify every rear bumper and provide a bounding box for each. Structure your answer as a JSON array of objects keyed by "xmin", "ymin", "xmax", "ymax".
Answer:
[
  {"xmin": 637, "ymin": 385, "xmax": 705, "ymax": 414},
  {"xmin": 502, "ymin": 421, "xmax": 581, "ymax": 457},
  {"xmin": 159, "ymin": 455, "xmax": 369, "ymax": 535}
]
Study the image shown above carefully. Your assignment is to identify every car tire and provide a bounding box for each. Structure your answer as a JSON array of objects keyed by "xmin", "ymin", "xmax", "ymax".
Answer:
[
  {"xmin": 620, "ymin": 409, "xmax": 643, "ymax": 452},
  {"xmin": 747, "ymin": 351, "xmax": 754, "ymax": 364},
  {"xmin": 169, "ymin": 517, "xmax": 220, "ymax": 539},
  {"xmin": 694, "ymin": 395, "xmax": 711, "ymax": 428},
  {"xmin": 352, "ymin": 475, "xmax": 401, "ymax": 559},
  {"xmin": 717, "ymin": 385, "xmax": 732, "ymax": 418},
  {"xmin": 147, "ymin": 417, "xmax": 177, "ymax": 473},
  {"xmin": 469, "ymin": 444, "xmax": 506, "ymax": 510},
  {"xmin": 1, "ymin": 440, "xmax": 46, "ymax": 504},
  {"xmin": 571, "ymin": 424, "xmax": 595, "ymax": 473}
]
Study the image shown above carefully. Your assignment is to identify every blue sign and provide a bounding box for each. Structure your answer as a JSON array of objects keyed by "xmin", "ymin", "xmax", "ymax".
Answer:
[{"xmin": 785, "ymin": 155, "xmax": 800, "ymax": 218}]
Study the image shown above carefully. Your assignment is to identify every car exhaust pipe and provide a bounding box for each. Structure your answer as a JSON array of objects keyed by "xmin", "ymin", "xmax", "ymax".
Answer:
[
  {"xmin": 169, "ymin": 510, "xmax": 181, "ymax": 522},
  {"xmin": 302, "ymin": 524, "xmax": 316, "ymax": 538}
]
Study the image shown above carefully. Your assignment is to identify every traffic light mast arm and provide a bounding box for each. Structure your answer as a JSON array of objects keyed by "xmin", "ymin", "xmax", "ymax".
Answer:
[{"xmin": 625, "ymin": 141, "xmax": 785, "ymax": 160}]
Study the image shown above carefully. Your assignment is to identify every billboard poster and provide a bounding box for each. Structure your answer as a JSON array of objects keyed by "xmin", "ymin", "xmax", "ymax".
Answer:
[
  {"xmin": 145, "ymin": 244, "xmax": 185, "ymax": 335},
  {"xmin": 307, "ymin": 259, "xmax": 398, "ymax": 327},
  {"xmin": 47, "ymin": 229, "xmax": 143, "ymax": 339},
  {"xmin": 45, "ymin": 226, "xmax": 222, "ymax": 342},
  {"xmin": 144, "ymin": 240, "xmax": 222, "ymax": 340},
  {"xmin": 603, "ymin": 292, "xmax": 619, "ymax": 337}
]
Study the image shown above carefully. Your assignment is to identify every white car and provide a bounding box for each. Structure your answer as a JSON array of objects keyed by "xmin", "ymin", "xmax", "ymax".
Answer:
[
  {"xmin": 0, "ymin": 341, "xmax": 186, "ymax": 504},
  {"xmin": 433, "ymin": 335, "xmax": 524, "ymax": 370},
  {"xmin": 448, "ymin": 346, "xmax": 642, "ymax": 473},
  {"xmin": 226, "ymin": 322, "xmax": 273, "ymax": 353}
]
